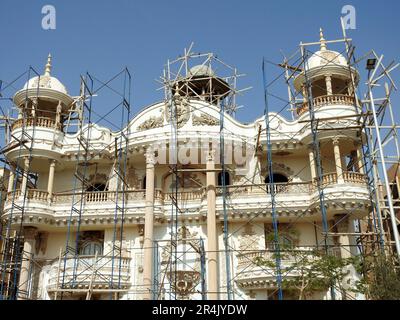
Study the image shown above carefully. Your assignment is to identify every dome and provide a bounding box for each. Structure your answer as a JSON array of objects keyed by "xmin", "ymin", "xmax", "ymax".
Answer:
[
  {"xmin": 13, "ymin": 54, "xmax": 73, "ymax": 108},
  {"xmin": 22, "ymin": 74, "xmax": 68, "ymax": 95},
  {"xmin": 20, "ymin": 54, "xmax": 68, "ymax": 95},
  {"xmin": 189, "ymin": 65, "xmax": 215, "ymax": 77},
  {"xmin": 305, "ymin": 49, "xmax": 348, "ymax": 71}
]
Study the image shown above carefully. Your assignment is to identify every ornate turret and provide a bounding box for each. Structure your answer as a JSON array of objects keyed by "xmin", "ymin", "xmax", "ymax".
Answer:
[
  {"xmin": 12, "ymin": 54, "xmax": 73, "ymax": 130},
  {"xmin": 293, "ymin": 28, "xmax": 360, "ymax": 117}
]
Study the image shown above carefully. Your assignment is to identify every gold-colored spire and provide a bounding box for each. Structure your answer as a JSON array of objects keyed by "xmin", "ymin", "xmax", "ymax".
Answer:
[
  {"xmin": 44, "ymin": 53, "xmax": 52, "ymax": 76},
  {"xmin": 319, "ymin": 28, "xmax": 327, "ymax": 51}
]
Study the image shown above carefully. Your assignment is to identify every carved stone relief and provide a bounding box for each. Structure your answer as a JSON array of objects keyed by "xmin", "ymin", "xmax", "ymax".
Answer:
[
  {"xmin": 160, "ymin": 226, "xmax": 201, "ymax": 300},
  {"xmin": 166, "ymin": 97, "xmax": 190, "ymax": 129},
  {"xmin": 192, "ymin": 112, "xmax": 220, "ymax": 126},
  {"xmin": 137, "ymin": 109, "xmax": 164, "ymax": 131}
]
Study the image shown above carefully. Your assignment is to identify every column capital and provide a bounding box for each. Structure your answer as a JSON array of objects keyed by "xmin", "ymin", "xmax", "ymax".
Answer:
[
  {"xmin": 145, "ymin": 149, "xmax": 156, "ymax": 166},
  {"xmin": 23, "ymin": 227, "xmax": 38, "ymax": 241},
  {"xmin": 49, "ymin": 159, "xmax": 57, "ymax": 166},
  {"xmin": 332, "ymin": 137, "xmax": 340, "ymax": 145},
  {"xmin": 206, "ymin": 149, "xmax": 216, "ymax": 162}
]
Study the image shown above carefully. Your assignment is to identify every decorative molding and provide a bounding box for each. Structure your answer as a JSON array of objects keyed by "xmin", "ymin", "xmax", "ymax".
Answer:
[
  {"xmin": 137, "ymin": 109, "xmax": 164, "ymax": 131},
  {"xmin": 166, "ymin": 98, "xmax": 190, "ymax": 129},
  {"xmin": 192, "ymin": 112, "xmax": 220, "ymax": 126}
]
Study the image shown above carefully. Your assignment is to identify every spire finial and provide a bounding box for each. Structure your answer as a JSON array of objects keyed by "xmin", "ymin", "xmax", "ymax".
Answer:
[
  {"xmin": 319, "ymin": 28, "xmax": 327, "ymax": 51},
  {"xmin": 44, "ymin": 53, "xmax": 52, "ymax": 76}
]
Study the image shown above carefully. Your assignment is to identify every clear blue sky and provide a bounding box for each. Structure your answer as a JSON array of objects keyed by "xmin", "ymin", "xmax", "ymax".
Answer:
[{"xmin": 0, "ymin": 0, "xmax": 399, "ymax": 124}]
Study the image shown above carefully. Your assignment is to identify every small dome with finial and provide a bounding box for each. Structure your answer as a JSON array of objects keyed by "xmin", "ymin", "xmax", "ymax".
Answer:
[
  {"xmin": 304, "ymin": 28, "xmax": 348, "ymax": 71},
  {"xmin": 14, "ymin": 54, "xmax": 73, "ymax": 108},
  {"xmin": 21, "ymin": 54, "xmax": 68, "ymax": 95}
]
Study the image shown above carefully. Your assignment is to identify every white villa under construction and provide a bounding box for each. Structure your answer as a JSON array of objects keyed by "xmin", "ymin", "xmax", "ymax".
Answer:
[{"xmin": 0, "ymin": 26, "xmax": 399, "ymax": 300}]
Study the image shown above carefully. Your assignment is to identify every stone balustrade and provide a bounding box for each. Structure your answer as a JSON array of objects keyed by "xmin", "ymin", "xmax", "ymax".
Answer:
[
  {"xmin": 235, "ymin": 247, "xmax": 343, "ymax": 289},
  {"xmin": 314, "ymin": 171, "xmax": 367, "ymax": 188},
  {"xmin": 11, "ymin": 117, "xmax": 62, "ymax": 131},
  {"xmin": 47, "ymin": 255, "xmax": 131, "ymax": 290},
  {"xmin": 5, "ymin": 173, "xmax": 367, "ymax": 208},
  {"xmin": 343, "ymin": 171, "xmax": 367, "ymax": 184},
  {"xmin": 236, "ymin": 248, "xmax": 317, "ymax": 270},
  {"xmin": 217, "ymin": 182, "xmax": 312, "ymax": 196},
  {"xmin": 297, "ymin": 94, "xmax": 355, "ymax": 116}
]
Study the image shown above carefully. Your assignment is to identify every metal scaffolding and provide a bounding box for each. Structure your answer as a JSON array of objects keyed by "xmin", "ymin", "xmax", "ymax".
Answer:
[{"xmin": 0, "ymin": 21, "xmax": 399, "ymax": 301}]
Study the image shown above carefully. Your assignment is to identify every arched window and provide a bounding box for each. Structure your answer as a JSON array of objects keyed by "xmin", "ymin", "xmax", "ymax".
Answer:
[
  {"xmin": 79, "ymin": 241, "xmax": 103, "ymax": 256},
  {"xmin": 87, "ymin": 183, "xmax": 107, "ymax": 192},
  {"xmin": 265, "ymin": 173, "xmax": 288, "ymax": 184},
  {"xmin": 218, "ymin": 172, "xmax": 231, "ymax": 186}
]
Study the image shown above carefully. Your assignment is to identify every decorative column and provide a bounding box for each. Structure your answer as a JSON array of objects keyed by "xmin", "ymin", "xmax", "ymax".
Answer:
[
  {"xmin": 7, "ymin": 164, "xmax": 15, "ymax": 193},
  {"xmin": 20, "ymin": 157, "xmax": 30, "ymax": 198},
  {"xmin": 206, "ymin": 149, "xmax": 218, "ymax": 300},
  {"xmin": 347, "ymin": 81, "xmax": 354, "ymax": 96},
  {"xmin": 18, "ymin": 226, "xmax": 38, "ymax": 300},
  {"xmin": 55, "ymin": 101, "xmax": 62, "ymax": 130},
  {"xmin": 333, "ymin": 214, "xmax": 351, "ymax": 259},
  {"xmin": 142, "ymin": 150, "xmax": 155, "ymax": 300},
  {"xmin": 31, "ymin": 98, "xmax": 37, "ymax": 118},
  {"xmin": 308, "ymin": 145, "xmax": 317, "ymax": 181},
  {"xmin": 355, "ymin": 141, "xmax": 365, "ymax": 174},
  {"xmin": 332, "ymin": 138, "xmax": 344, "ymax": 183},
  {"xmin": 47, "ymin": 160, "xmax": 56, "ymax": 203},
  {"xmin": 325, "ymin": 74, "xmax": 333, "ymax": 96},
  {"xmin": 302, "ymin": 85, "xmax": 308, "ymax": 102}
]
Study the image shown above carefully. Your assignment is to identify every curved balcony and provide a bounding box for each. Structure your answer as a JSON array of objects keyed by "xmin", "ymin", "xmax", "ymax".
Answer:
[
  {"xmin": 235, "ymin": 247, "xmax": 341, "ymax": 290},
  {"xmin": 297, "ymin": 94, "xmax": 355, "ymax": 116},
  {"xmin": 6, "ymin": 189, "xmax": 49, "ymax": 203},
  {"xmin": 313, "ymin": 172, "xmax": 367, "ymax": 188},
  {"xmin": 47, "ymin": 255, "xmax": 131, "ymax": 293},
  {"xmin": 11, "ymin": 117, "xmax": 62, "ymax": 131}
]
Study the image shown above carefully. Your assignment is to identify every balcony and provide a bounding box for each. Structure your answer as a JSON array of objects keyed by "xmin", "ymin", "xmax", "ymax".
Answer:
[
  {"xmin": 296, "ymin": 94, "xmax": 355, "ymax": 116},
  {"xmin": 314, "ymin": 172, "xmax": 367, "ymax": 188},
  {"xmin": 235, "ymin": 247, "xmax": 342, "ymax": 290},
  {"xmin": 3, "ymin": 172, "xmax": 369, "ymax": 224},
  {"xmin": 11, "ymin": 117, "xmax": 61, "ymax": 131},
  {"xmin": 47, "ymin": 255, "xmax": 131, "ymax": 293}
]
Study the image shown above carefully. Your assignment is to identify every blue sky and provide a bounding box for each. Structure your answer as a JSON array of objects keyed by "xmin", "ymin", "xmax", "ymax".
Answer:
[{"xmin": 0, "ymin": 0, "xmax": 399, "ymax": 124}]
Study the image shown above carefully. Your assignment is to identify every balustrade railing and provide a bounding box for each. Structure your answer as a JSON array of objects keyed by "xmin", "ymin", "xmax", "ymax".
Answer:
[
  {"xmin": 343, "ymin": 171, "xmax": 367, "ymax": 184},
  {"xmin": 236, "ymin": 248, "xmax": 317, "ymax": 270},
  {"xmin": 11, "ymin": 117, "xmax": 61, "ymax": 131},
  {"xmin": 164, "ymin": 188, "xmax": 206, "ymax": 202},
  {"xmin": 5, "ymin": 173, "xmax": 367, "ymax": 207},
  {"xmin": 47, "ymin": 255, "xmax": 131, "ymax": 289},
  {"xmin": 217, "ymin": 182, "xmax": 312, "ymax": 196},
  {"xmin": 297, "ymin": 94, "xmax": 355, "ymax": 116}
]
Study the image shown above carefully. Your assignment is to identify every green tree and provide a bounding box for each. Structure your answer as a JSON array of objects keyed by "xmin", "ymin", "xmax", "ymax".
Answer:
[
  {"xmin": 255, "ymin": 237, "xmax": 358, "ymax": 300},
  {"xmin": 354, "ymin": 252, "xmax": 400, "ymax": 300}
]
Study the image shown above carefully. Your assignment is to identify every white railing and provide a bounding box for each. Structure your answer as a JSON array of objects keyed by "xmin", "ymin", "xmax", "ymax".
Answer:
[
  {"xmin": 164, "ymin": 188, "xmax": 206, "ymax": 202},
  {"xmin": 343, "ymin": 171, "xmax": 367, "ymax": 184},
  {"xmin": 297, "ymin": 94, "xmax": 355, "ymax": 116},
  {"xmin": 236, "ymin": 248, "xmax": 317, "ymax": 270},
  {"xmin": 47, "ymin": 255, "xmax": 131, "ymax": 290},
  {"xmin": 12, "ymin": 117, "xmax": 61, "ymax": 131},
  {"xmin": 5, "ymin": 174, "xmax": 367, "ymax": 208},
  {"xmin": 218, "ymin": 182, "xmax": 312, "ymax": 196}
]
